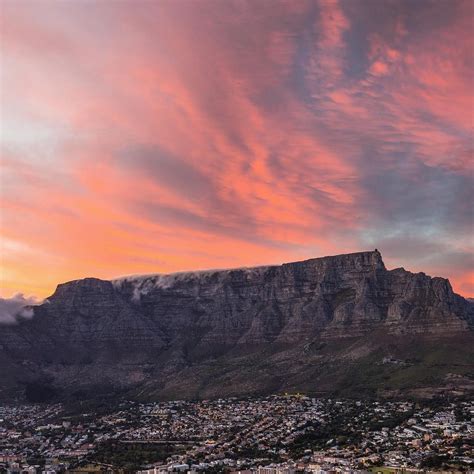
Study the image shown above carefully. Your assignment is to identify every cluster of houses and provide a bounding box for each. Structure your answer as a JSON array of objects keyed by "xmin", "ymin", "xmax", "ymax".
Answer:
[{"xmin": 0, "ymin": 396, "xmax": 472, "ymax": 473}]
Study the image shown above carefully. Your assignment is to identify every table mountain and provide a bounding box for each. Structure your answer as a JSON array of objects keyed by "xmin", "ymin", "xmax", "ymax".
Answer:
[{"xmin": 1, "ymin": 250, "xmax": 473, "ymax": 402}]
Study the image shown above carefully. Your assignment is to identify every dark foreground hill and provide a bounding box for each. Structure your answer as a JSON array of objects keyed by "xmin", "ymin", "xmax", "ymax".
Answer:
[{"xmin": 1, "ymin": 250, "xmax": 473, "ymax": 403}]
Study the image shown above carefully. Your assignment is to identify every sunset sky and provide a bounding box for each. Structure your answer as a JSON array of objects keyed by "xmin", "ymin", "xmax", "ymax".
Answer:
[{"xmin": 1, "ymin": 0, "xmax": 473, "ymax": 299}]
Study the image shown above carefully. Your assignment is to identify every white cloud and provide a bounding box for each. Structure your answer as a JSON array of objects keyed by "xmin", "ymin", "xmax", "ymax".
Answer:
[{"xmin": 0, "ymin": 293, "xmax": 41, "ymax": 325}]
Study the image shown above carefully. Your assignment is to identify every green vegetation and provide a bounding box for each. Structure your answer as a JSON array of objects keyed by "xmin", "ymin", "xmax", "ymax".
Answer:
[
  {"xmin": 330, "ymin": 337, "xmax": 474, "ymax": 397},
  {"xmin": 90, "ymin": 441, "xmax": 185, "ymax": 471},
  {"xmin": 419, "ymin": 454, "xmax": 449, "ymax": 468},
  {"xmin": 25, "ymin": 381, "xmax": 59, "ymax": 403},
  {"xmin": 288, "ymin": 414, "xmax": 363, "ymax": 458}
]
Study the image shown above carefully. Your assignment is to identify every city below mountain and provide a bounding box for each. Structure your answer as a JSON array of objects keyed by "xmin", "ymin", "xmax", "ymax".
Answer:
[{"xmin": 1, "ymin": 250, "xmax": 473, "ymax": 403}]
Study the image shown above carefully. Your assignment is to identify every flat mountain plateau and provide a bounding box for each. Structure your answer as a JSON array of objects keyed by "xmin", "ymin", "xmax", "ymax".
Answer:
[{"xmin": 1, "ymin": 251, "xmax": 473, "ymax": 403}]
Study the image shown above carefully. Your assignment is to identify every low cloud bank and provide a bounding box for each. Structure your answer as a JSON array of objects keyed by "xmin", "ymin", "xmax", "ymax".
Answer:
[{"xmin": 0, "ymin": 294, "xmax": 41, "ymax": 325}]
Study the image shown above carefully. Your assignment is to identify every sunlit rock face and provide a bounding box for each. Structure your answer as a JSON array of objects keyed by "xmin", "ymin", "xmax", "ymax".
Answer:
[{"xmin": 1, "ymin": 251, "xmax": 473, "ymax": 402}]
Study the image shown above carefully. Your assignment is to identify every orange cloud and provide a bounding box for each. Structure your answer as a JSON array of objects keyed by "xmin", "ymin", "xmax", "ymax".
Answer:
[{"xmin": 1, "ymin": 0, "xmax": 472, "ymax": 298}]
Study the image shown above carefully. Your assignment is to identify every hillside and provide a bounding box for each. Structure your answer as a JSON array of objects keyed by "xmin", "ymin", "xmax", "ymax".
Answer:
[{"xmin": 1, "ymin": 250, "xmax": 473, "ymax": 402}]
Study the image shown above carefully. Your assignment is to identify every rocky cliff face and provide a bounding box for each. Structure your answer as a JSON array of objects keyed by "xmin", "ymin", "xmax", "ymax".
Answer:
[{"xmin": 1, "ymin": 251, "xmax": 473, "ymax": 401}]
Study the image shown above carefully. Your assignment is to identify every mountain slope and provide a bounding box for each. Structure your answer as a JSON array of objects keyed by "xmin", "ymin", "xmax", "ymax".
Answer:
[{"xmin": 1, "ymin": 250, "xmax": 473, "ymax": 402}]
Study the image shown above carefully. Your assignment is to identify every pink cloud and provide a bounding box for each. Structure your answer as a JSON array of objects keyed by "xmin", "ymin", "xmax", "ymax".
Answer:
[{"xmin": 1, "ymin": 0, "xmax": 472, "ymax": 297}]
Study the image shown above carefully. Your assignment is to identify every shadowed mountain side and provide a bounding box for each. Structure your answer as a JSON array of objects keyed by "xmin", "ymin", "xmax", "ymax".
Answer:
[{"xmin": 1, "ymin": 251, "xmax": 473, "ymax": 402}]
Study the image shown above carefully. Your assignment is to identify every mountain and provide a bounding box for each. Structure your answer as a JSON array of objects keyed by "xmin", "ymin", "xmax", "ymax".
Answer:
[{"xmin": 1, "ymin": 250, "xmax": 473, "ymax": 402}]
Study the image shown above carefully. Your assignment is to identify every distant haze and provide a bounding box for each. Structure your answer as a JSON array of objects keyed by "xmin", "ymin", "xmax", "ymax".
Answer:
[{"xmin": 1, "ymin": 0, "xmax": 472, "ymax": 298}]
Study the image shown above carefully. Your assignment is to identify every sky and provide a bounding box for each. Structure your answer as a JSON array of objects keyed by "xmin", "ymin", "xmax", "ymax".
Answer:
[{"xmin": 0, "ymin": 0, "xmax": 473, "ymax": 299}]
